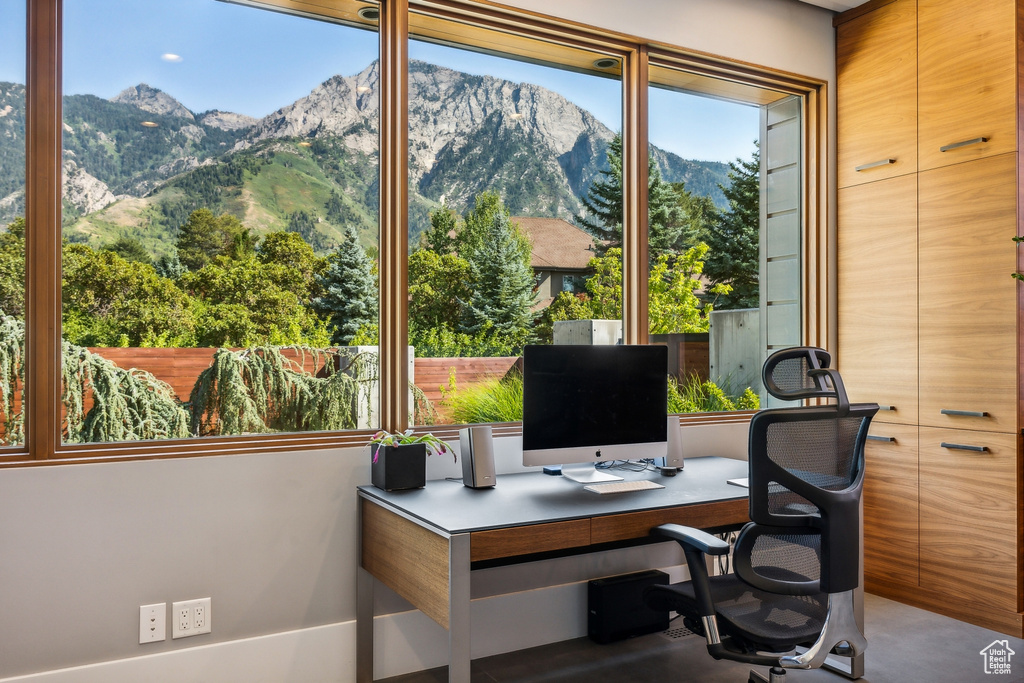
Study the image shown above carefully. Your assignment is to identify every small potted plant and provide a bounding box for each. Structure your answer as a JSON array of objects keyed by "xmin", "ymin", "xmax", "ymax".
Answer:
[{"xmin": 368, "ymin": 429, "xmax": 455, "ymax": 491}]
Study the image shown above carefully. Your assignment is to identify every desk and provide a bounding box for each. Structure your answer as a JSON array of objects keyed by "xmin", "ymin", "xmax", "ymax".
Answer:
[{"xmin": 356, "ymin": 456, "xmax": 749, "ymax": 683}]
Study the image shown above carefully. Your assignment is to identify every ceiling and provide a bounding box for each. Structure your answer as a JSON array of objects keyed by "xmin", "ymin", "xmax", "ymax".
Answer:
[{"xmin": 798, "ymin": 0, "xmax": 871, "ymax": 11}]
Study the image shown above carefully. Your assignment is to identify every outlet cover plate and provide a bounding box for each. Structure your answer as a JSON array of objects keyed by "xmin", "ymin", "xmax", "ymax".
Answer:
[{"xmin": 172, "ymin": 598, "xmax": 211, "ymax": 638}]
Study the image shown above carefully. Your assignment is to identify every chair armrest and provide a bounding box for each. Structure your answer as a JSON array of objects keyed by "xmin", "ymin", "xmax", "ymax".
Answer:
[{"xmin": 651, "ymin": 524, "xmax": 731, "ymax": 555}]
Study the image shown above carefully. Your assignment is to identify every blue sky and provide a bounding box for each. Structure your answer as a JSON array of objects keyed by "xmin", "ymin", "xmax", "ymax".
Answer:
[{"xmin": 0, "ymin": 0, "xmax": 758, "ymax": 163}]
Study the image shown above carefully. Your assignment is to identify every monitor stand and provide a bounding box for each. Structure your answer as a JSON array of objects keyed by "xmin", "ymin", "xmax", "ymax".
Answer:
[{"xmin": 560, "ymin": 463, "xmax": 623, "ymax": 484}]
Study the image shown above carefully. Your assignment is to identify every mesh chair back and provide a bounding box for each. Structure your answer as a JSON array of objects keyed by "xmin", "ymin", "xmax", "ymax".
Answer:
[{"xmin": 742, "ymin": 347, "xmax": 877, "ymax": 594}]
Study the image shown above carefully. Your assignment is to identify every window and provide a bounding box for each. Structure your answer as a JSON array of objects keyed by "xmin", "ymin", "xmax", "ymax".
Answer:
[
  {"xmin": 647, "ymin": 61, "xmax": 803, "ymax": 415},
  {"xmin": 59, "ymin": 0, "xmax": 379, "ymax": 444},
  {"xmin": 0, "ymin": 1, "xmax": 25, "ymax": 448},
  {"xmin": 405, "ymin": 14, "xmax": 622, "ymax": 427},
  {"xmin": 6, "ymin": 0, "xmax": 827, "ymax": 462}
]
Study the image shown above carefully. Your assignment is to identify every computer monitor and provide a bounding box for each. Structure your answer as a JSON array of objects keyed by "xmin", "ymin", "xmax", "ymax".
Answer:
[{"xmin": 521, "ymin": 344, "xmax": 668, "ymax": 483}]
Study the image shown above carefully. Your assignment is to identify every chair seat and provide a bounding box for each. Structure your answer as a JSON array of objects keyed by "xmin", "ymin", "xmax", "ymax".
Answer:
[{"xmin": 645, "ymin": 574, "xmax": 827, "ymax": 653}]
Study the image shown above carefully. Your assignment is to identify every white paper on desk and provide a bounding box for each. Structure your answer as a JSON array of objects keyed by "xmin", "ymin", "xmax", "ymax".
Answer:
[{"xmin": 727, "ymin": 477, "xmax": 749, "ymax": 488}]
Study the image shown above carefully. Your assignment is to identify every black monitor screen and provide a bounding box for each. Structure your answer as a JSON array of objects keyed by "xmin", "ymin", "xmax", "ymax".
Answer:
[{"xmin": 522, "ymin": 345, "xmax": 668, "ymax": 454}]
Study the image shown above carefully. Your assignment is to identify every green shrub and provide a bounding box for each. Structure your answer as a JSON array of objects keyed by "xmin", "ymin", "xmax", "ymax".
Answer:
[
  {"xmin": 669, "ymin": 374, "xmax": 760, "ymax": 414},
  {"xmin": 444, "ymin": 369, "xmax": 524, "ymax": 424}
]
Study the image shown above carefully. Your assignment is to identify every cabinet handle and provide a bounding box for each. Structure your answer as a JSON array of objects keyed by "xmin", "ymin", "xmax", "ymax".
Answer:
[
  {"xmin": 940, "ymin": 442, "xmax": 988, "ymax": 453},
  {"xmin": 878, "ymin": 405, "xmax": 896, "ymax": 412},
  {"xmin": 854, "ymin": 158, "xmax": 896, "ymax": 172},
  {"xmin": 867, "ymin": 435, "xmax": 895, "ymax": 443},
  {"xmin": 940, "ymin": 409, "xmax": 988, "ymax": 418},
  {"xmin": 939, "ymin": 136, "xmax": 989, "ymax": 152}
]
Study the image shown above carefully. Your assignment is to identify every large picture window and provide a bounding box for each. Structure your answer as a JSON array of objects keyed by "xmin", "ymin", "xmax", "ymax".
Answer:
[
  {"xmin": 647, "ymin": 62, "xmax": 803, "ymax": 415},
  {"xmin": 405, "ymin": 17, "xmax": 622, "ymax": 426},
  {"xmin": 6, "ymin": 0, "xmax": 826, "ymax": 462},
  {"xmin": 59, "ymin": 0, "xmax": 379, "ymax": 443}
]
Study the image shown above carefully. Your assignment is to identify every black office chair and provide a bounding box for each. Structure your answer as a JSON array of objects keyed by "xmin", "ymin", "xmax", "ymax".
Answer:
[{"xmin": 644, "ymin": 347, "xmax": 877, "ymax": 683}]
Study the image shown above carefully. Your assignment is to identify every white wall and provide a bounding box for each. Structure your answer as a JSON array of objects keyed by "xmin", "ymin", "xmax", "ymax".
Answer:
[{"xmin": 0, "ymin": 0, "xmax": 835, "ymax": 680}]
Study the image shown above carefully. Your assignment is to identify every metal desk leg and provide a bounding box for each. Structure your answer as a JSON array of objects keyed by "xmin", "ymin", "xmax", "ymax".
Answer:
[
  {"xmin": 448, "ymin": 533, "xmax": 471, "ymax": 683},
  {"xmin": 357, "ymin": 566, "xmax": 374, "ymax": 683}
]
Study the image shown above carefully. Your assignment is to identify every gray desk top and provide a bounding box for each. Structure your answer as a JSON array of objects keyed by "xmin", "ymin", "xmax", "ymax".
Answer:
[{"xmin": 357, "ymin": 455, "xmax": 749, "ymax": 535}]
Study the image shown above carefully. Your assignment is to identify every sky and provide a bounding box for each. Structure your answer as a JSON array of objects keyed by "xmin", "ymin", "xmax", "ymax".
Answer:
[{"xmin": 0, "ymin": 0, "xmax": 758, "ymax": 163}]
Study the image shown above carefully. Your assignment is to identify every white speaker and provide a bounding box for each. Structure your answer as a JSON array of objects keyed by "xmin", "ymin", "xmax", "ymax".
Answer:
[
  {"xmin": 459, "ymin": 425, "xmax": 496, "ymax": 488},
  {"xmin": 656, "ymin": 415, "xmax": 684, "ymax": 472}
]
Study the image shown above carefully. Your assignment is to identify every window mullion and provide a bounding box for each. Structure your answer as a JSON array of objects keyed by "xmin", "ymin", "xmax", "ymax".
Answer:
[
  {"xmin": 621, "ymin": 45, "xmax": 649, "ymax": 345},
  {"xmin": 25, "ymin": 0, "xmax": 62, "ymax": 460},
  {"xmin": 378, "ymin": 0, "xmax": 410, "ymax": 433}
]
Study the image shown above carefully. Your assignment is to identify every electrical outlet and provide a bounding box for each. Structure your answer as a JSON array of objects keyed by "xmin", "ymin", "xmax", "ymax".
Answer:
[
  {"xmin": 193, "ymin": 598, "xmax": 210, "ymax": 634},
  {"xmin": 139, "ymin": 603, "xmax": 166, "ymax": 644},
  {"xmin": 172, "ymin": 598, "xmax": 211, "ymax": 638}
]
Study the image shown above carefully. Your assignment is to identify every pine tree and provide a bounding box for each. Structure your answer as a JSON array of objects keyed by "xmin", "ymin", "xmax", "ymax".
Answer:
[
  {"xmin": 703, "ymin": 143, "xmax": 760, "ymax": 310},
  {"xmin": 576, "ymin": 134, "xmax": 683, "ymax": 258},
  {"xmin": 460, "ymin": 211, "xmax": 535, "ymax": 344},
  {"xmin": 312, "ymin": 225, "xmax": 378, "ymax": 345}
]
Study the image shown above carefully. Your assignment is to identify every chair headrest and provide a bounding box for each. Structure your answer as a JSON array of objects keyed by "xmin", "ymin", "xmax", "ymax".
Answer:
[{"xmin": 762, "ymin": 347, "xmax": 850, "ymax": 413}]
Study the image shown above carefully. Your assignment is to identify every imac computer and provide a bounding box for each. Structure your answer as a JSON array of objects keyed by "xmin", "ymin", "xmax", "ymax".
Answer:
[{"xmin": 521, "ymin": 344, "xmax": 668, "ymax": 483}]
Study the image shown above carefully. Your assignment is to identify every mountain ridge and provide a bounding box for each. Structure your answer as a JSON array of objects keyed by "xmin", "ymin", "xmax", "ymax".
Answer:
[{"xmin": 0, "ymin": 64, "xmax": 735, "ymax": 253}]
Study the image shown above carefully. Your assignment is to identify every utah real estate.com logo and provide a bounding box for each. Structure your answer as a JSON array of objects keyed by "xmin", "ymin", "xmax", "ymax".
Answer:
[{"xmin": 979, "ymin": 640, "xmax": 1015, "ymax": 675}]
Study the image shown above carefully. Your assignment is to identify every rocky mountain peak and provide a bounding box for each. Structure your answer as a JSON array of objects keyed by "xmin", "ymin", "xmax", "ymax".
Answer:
[
  {"xmin": 199, "ymin": 110, "xmax": 258, "ymax": 131},
  {"xmin": 244, "ymin": 59, "xmax": 614, "ymax": 184},
  {"xmin": 111, "ymin": 83, "xmax": 195, "ymax": 121}
]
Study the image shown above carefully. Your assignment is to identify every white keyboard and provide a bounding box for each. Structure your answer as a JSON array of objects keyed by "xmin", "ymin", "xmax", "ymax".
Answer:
[{"xmin": 584, "ymin": 479, "xmax": 665, "ymax": 494}]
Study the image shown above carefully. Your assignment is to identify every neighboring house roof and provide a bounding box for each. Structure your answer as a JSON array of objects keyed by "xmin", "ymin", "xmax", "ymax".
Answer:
[{"xmin": 514, "ymin": 216, "xmax": 598, "ymax": 271}]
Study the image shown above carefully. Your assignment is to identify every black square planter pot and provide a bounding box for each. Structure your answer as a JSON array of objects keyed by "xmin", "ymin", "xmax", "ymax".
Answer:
[{"xmin": 371, "ymin": 443, "xmax": 427, "ymax": 491}]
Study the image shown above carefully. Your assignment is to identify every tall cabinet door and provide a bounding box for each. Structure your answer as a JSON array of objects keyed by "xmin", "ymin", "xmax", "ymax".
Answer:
[
  {"xmin": 918, "ymin": 0, "xmax": 1017, "ymax": 171},
  {"xmin": 838, "ymin": 174, "xmax": 918, "ymax": 424},
  {"xmin": 863, "ymin": 422, "xmax": 919, "ymax": 591},
  {"xmin": 836, "ymin": 0, "xmax": 917, "ymax": 188},
  {"xmin": 918, "ymin": 153, "xmax": 1018, "ymax": 433}
]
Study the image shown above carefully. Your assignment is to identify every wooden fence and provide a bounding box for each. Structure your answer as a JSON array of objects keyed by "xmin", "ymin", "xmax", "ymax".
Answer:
[{"xmin": 89, "ymin": 348, "xmax": 519, "ymax": 425}]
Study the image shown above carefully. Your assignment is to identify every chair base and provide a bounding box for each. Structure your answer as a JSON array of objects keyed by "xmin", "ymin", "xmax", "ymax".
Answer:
[{"xmin": 750, "ymin": 666, "xmax": 787, "ymax": 683}]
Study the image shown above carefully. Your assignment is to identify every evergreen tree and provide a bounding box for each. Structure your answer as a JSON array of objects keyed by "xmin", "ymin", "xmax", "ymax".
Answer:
[
  {"xmin": 457, "ymin": 191, "xmax": 531, "ymax": 267},
  {"xmin": 103, "ymin": 236, "xmax": 152, "ymax": 265},
  {"xmin": 703, "ymin": 143, "xmax": 760, "ymax": 309},
  {"xmin": 576, "ymin": 134, "xmax": 683, "ymax": 258},
  {"xmin": 312, "ymin": 225, "xmax": 378, "ymax": 345},
  {"xmin": 175, "ymin": 208, "xmax": 248, "ymax": 272},
  {"xmin": 155, "ymin": 250, "xmax": 185, "ymax": 281},
  {"xmin": 422, "ymin": 203, "xmax": 458, "ymax": 254},
  {"xmin": 460, "ymin": 211, "xmax": 534, "ymax": 344}
]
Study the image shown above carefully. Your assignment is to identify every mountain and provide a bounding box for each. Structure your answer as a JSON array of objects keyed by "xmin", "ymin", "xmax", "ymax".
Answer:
[
  {"xmin": 0, "ymin": 62, "xmax": 735, "ymax": 254},
  {"xmin": 111, "ymin": 83, "xmax": 195, "ymax": 121},
  {"xmin": 0, "ymin": 82, "xmax": 26, "ymax": 221}
]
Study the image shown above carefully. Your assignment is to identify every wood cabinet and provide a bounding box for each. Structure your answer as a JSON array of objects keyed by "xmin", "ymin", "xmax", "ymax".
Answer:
[
  {"xmin": 917, "ymin": 0, "xmax": 1017, "ymax": 171},
  {"xmin": 863, "ymin": 423, "xmax": 919, "ymax": 590},
  {"xmin": 919, "ymin": 428, "xmax": 1020, "ymax": 613},
  {"xmin": 835, "ymin": 0, "xmax": 1023, "ymax": 637},
  {"xmin": 836, "ymin": 0, "xmax": 916, "ymax": 188},
  {"xmin": 837, "ymin": 174, "xmax": 918, "ymax": 424},
  {"xmin": 918, "ymin": 154, "xmax": 1019, "ymax": 433}
]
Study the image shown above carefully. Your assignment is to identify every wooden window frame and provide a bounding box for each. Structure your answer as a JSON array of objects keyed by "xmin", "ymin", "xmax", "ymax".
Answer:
[{"xmin": 6, "ymin": 0, "xmax": 828, "ymax": 465}]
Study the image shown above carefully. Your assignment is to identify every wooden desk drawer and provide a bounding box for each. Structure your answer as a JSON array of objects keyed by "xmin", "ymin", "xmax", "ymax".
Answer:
[
  {"xmin": 591, "ymin": 499, "xmax": 748, "ymax": 545},
  {"xmin": 471, "ymin": 519, "xmax": 591, "ymax": 562}
]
